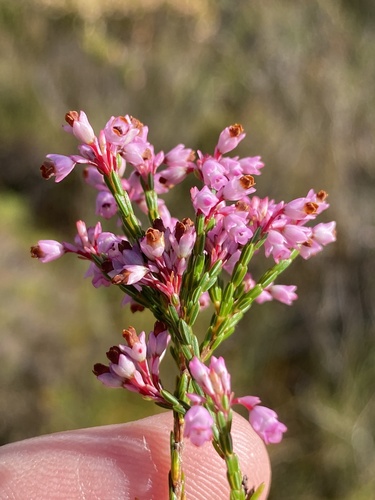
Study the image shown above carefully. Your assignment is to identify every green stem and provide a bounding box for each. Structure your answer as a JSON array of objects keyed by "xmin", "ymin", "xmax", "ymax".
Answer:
[
  {"xmin": 201, "ymin": 249, "xmax": 300, "ymax": 360},
  {"xmin": 105, "ymin": 171, "xmax": 143, "ymax": 243}
]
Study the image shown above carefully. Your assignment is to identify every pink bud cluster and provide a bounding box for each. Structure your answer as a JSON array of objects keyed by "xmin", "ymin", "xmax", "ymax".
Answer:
[
  {"xmin": 184, "ymin": 356, "xmax": 287, "ymax": 447},
  {"xmin": 93, "ymin": 323, "xmax": 171, "ymax": 403}
]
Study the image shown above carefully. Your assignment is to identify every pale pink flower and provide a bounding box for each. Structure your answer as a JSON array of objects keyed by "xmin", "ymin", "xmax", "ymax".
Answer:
[
  {"xmin": 111, "ymin": 264, "xmax": 150, "ymax": 285},
  {"xmin": 221, "ymin": 175, "xmax": 256, "ymax": 201},
  {"xmin": 104, "ymin": 115, "xmax": 140, "ymax": 146},
  {"xmin": 111, "ymin": 353, "xmax": 137, "ymax": 379},
  {"xmin": 83, "ymin": 166, "xmax": 105, "ymax": 190},
  {"xmin": 65, "ymin": 110, "xmax": 95, "ymax": 145},
  {"xmin": 30, "ymin": 240, "xmax": 65, "ymax": 263},
  {"xmin": 191, "ymin": 186, "xmax": 219, "ymax": 216},
  {"xmin": 164, "ymin": 144, "xmax": 195, "ymax": 168},
  {"xmin": 201, "ymin": 158, "xmax": 227, "ymax": 191},
  {"xmin": 189, "ymin": 356, "xmax": 215, "ymax": 396},
  {"xmin": 140, "ymin": 228, "xmax": 165, "ymax": 260},
  {"xmin": 239, "ymin": 156, "xmax": 265, "ymax": 175},
  {"xmin": 312, "ymin": 221, "xmax": 336, "ymax": 246},
  {"xmin": 123, "ymin": 142, "xmax": 149, "ymax": 167},
  {"xmin": 184, "ymin": 405, "xmax": 214, "ymax": 447},
  {"xmin": 121, "ymin": 331, "xmax": 147, "ymax": 362},
  {"xmin": 147, "ymin": 328, "xmax": 171, "ymax": 358},
  {"xmin": 249, "ymin": 406, "xmax": 287, "ymax": 444},
  {"xmin": 235, "ymin": 396, "xmax": 287, "ymax": 444},
  {"xmin": 40, "ymin": 154, "xmax": 76, "ymax": 183},
  {"xmin": 189, "ymin": 356, "xmax": 232, "ymax": 413},
  {"xmin": 95, "ymin": 191, "xmax": 118, "ymax": 219},
  {"xmin": 282, "ymin": 224, "xmax": 312, "ymax": 247},
  {"xmin": 268, "ymin": 284, "xmax": 298, "ymax": 305}
]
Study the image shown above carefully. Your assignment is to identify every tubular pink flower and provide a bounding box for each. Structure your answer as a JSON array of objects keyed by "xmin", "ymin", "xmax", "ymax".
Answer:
[
  {"xmin": 190, "ymin": 186, "xmax": 219, "ymax": 216},
  {"xmin": 96, "ymin": 372, "xmax": 124, "ymax": 388},
  {"xmin": 147, "ymin": 329, "xmax": 171, "ymax": 358},
  {"xmin": 111, "ymin": 353, "xmax": 137, "ymax": 379},
  {"xmin": 65, "ymin": 110, "xmax": 96, "ymax": 145},
  {"xmin": 234, "ymin": 395, "xmax": 261, "ymax": 410},
  {"xmin": 282, "ymin": 224, "xmax": 312, "ymax": 247},
  {"xmin": 95, "ymin": 191, "xmax": 118, "ymax": 219},
  {"xmin": 215, "ymin": 124, "xmax": 246, "ymax": 155},
  {"xmin": 30, "ymin": 240, "xmax": 65, "ymax": 263},
  {"xmin": 221, "ymin": 175, "xmax": 256, "ymax": 201},
  {"xmin": 268, "ymin": 284, "xmax": 298, "ymax": 305},
  {"xmin": 123, "ymin": 141, "xmax": 150, "ymax": 167},
  {"xmin": 284, "ymin": 197, "xmax": 319, "ymax": 220},
  {"xmin": 164, "ymin": 144, "xmax": 195, "ymax": 168},
  {"xmin": 249, "ymin": 406, "xmax": 287, "ymax": 444},
  {"xmin": 83, "ymin": 166, "xmax": 105, "ymax": 189},
  {"xmin": 312, "ymin": 221, "xmax": 336, "ymax": 246},
  {"xmin": 235, "ymin": 396, "xmax": 287, "ymax": 444},
  {"xmin": 104, "ymin": 115, "xmax": 140, "ymax": 146},
  {"xmin": 172, "ymin": 219, "xmax": 196, "ymax": 259},
  {"xmin": 184, "ymin": 405, "xmax": 214, "ymax": 447},
  {"xmin": 299, "ymin": 239, "xmax": 324, "ymax": 259},
  {"xmin": 201, "ymin": 158, "xmax": 227, "ymax": 191},
  {"xmin": 122, "ymin": 331, "xmax": 147, "ymax": 362},
  {"xmin": 40, "ymin": 154, "xmax": 76, "ymax": 183},
  {"xmin": 189, "ymin": 356, "xmax": 215, "ymax": 396},
  {"xmin": 189, "ymin": 356, "xmax": 233, "ymax": 413},
  {"xmin": 210, "ymin": 356, "xmax": 231, "ymax": 395},
  {"xmin": 111, "ymin": 265, "xmax": 150, "ymax": 285},
  {"xmin": 239, "ymin": 156, "xmax": 265, "ymax": 175},
  {"xmin": 140, "ymin": 228, "xmax": 165, "ymax": 260}
]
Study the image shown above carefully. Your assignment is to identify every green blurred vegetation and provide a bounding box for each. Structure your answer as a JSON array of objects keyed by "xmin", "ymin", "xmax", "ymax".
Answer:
[{"xmin": 1, "ymin": 0, "xmax": 375, "ymax": 498}]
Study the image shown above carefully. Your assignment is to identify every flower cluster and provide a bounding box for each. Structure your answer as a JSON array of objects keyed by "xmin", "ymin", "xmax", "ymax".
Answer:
[
  {"xmin": 184, "ymin": 356, "xmax": 287, "ymax": 446},
  {"xmin": 93, "ymin": 323, "xmax": 171, "ymax": 403},
  {"xmin": 32, "ymin": 110, "xmax": 336, "ymax": 499},
  {"xmin": 32, "ymin": 112, "xmax": 335, "ymax": 313}
]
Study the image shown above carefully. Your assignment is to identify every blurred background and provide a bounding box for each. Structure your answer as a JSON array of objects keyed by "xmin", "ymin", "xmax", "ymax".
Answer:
[{"xmin": 1, "ymin": 0, "xmax": 375, "ymax": 498}]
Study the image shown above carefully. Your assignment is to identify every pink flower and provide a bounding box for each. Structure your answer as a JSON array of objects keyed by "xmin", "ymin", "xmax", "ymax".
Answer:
[
  {"xmin": 30, "ymin": 240, "xmax": 65, "ymax": 263},
  {"xmin": 190, "ymin": 186, "xmax": 219, "ymax": 216},
  {"xmin": 164, "ymin": 144, "xmax": 195, "ymax": 168},
  {"xmin": 239, "ymin": 156, "xmax": 265, "ymax": 175},
  {"xmin": 189, "ymin": 356, "xmax": 232, "ymax": 413},
  {"xmin": 65, "ymin": 110, "xmax": 95, "ymax": 145},
  {"xmin": 184, "ymin": 405, "xmax": 214, "ymax": 447},
  {"xmin": 140, "ymin": 228, "xmax": 165, "ymax": 260},
  {"xmin": 111, "ymin": 265, "xmax": 150, "ymax": 285},
  {"xmin": 215, "ymin": 124, "xmax": 246, "ymax": 155},
  {"xmin": 95, "ymin": 191, "xmax": 118, "ymax": 219},
  {"xmin": 221, "ymin": 175, "xmax": 256, "ymax": 201},
  {"xmin": 312, "ymin": 221, "xmax": 336, "ymax": 246},
  {"xmin": 249, "ymin": 406, "xmax": 287, "ymax": 444},
  {"xmin": 40, "ymin": 154, "xmax": 76, "ymax": 183},
  {"xmin": 123, "ymin": 142, "xmax": 150, "ymax": 167},
  {"xmin": 104, "ymin": 115, "xmax": 140, "ymax": 146},
  {"xmin": 201, "ymin": 158, "xmax": 227, "ymax": 191},
  {"xmin": 189, "ymin": 356, "xmax": 214, "ymax": 396},
  {"xmin": 235, "ymin": 396, "xmax": 287, "ymax": 444},
  {"xmin": 172, "ymin": 219, "xmax": 196, "ymax": 259},
  {"xmin": 268, "ymin": 284, "xmax": 298, "ymax": 305}
]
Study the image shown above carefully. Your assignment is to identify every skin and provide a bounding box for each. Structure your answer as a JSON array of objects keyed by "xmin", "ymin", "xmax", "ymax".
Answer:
[{"xmin": 0, "ymin": 412, "xmax": 271, "ymax": 499}]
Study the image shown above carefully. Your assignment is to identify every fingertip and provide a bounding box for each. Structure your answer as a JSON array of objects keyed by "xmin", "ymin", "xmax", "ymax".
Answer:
[{"xmin": 0, "ymin": 412, "xmax": 271, "ymax": 499}]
